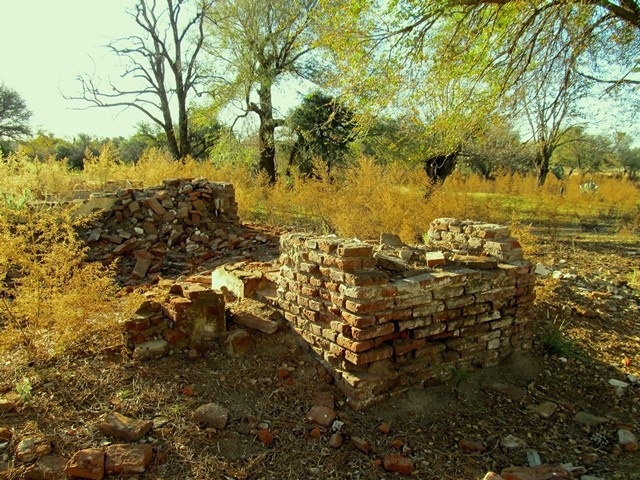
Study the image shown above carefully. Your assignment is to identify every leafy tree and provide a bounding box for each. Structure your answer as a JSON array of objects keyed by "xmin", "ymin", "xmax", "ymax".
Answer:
[
  {"xmin": 0, "ymin": 84, "xmax": 32, "ymax": 152},
  {"xmin": 551, "ymin": 126, "xmax": 615, "ymax": 176},
  {"xmin": 321, "ymin": 0, "xmax": 639, "ymax": 184},
  {"xmin": 460, "ymin": 118, "xmax": 529, "ymax": 179},
  {"xmin": 68, "ymin": 0, "xmax": 214, "ymax": 160},
  {"xmin": 613, "ymin": 131, "xmax": 640, "ymax": 178},
  {"xmin": 287, "ymin": 91, "xmax": 356, "ymax": 176},
  {"xmin": 206, "ymin": 0, "xmax": 320, "ymax": 183}
]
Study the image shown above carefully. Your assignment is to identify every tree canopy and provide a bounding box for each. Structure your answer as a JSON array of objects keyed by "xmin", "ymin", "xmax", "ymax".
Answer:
[
  {"xmin": 287, "ymin": 91, "xmax": 356, "ymax": 176},
  {"xmin": 206, "ymin": 0, "xmax": 320, "ymax": 182},
  {"xmin": 0, "ymin": 84, "xmax": 32, "ymax": 146}
]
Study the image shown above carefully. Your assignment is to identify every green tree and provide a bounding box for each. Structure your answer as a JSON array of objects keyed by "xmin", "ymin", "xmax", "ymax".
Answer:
[
  {"xmin": 0, "ymin": 84, "xmax": 32, "ymax": 153},
  {"xmin": 68, "ymin": 0, "xmax": 214, "ymax": 160},
  {"xmin": 320, "ymin": 0, "xmax": 639, "ymax": 184},
  {"xmin": 551, "ymin": 126, "xmax": 615, "ymax": 176},
  {"xmin": 287, "ymin": 91, "xmax": 356, "ymax": 176},
  {"xmin": 613, "ymin": 131, "xmax": 640, "ymax": 178},
  {"xmin": 206, "ymin": 0, "xmax": 320, "ymax": 183}
]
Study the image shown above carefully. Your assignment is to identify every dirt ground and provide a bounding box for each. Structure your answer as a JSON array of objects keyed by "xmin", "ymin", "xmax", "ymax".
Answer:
[{"xmin": 1, "ymin": 229, "xmax": 639, "ymax": 480}]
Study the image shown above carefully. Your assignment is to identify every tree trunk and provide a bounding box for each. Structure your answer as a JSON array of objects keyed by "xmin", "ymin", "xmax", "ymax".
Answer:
[
  {"xmin": 424, "ymin": 150, "xmax": 459, "ymax": 183},
  {"xmin": 255, "ymin": 84, "xmax": 277, "ymax": 183},
  {"xmin": 535, "ymin": 145, "xmax": 552, "ymax": 186}
]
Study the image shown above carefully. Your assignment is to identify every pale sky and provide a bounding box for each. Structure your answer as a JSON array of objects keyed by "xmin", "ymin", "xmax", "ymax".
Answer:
[{"xmin": 1, "ymin": 1, "xmax": 159, "ymax": 139}]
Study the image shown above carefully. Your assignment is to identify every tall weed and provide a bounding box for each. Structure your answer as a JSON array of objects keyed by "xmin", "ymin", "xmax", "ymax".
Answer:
[{"xmin": 0, "ymin": 203, "xmax": 139, "ymax": 361}]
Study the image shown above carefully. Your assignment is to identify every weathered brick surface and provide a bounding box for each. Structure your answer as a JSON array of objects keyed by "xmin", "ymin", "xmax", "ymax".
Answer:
[{"xmin": 278, "ymin": 218, "xmax": 535, "ymax": 409}]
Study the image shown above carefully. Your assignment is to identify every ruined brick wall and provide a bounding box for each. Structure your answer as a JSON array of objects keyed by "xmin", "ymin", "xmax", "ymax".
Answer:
[
  {"xmin": 79, "ymin": 178, "xmax": 242, "ymax": 281},
  {"xmin": 277, "ymin": 218, "xmax": 536, "ymax": 409}
]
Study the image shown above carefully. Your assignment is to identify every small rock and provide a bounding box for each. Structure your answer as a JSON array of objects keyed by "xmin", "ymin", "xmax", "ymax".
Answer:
[
  {"xmin": 99, "ymin": 412, "xmax": 152, "ymax": 442},
  {"xmin": 257, "ymin": 428, "xmax": 274, "ymax": 446},
  {"xmin": 193, "ymin": 403, "xmax": 229, "ymax": 429},
  {"xmin": 618, "ymin": 429, "xmax": 638, "ymax": 451},
  {"xmin": 329, "ymin": 432, "xmax": 343, "ymax": 448},
  {"xmin": 224, "ymin": 330, "xmax": 254, "ymax": 356},
  {"xmin": 187, "ymin": 348, "xmax": 200, "ymax": 361},
  {"xmin": 380, "ymin": 233, "xmax": 403, "ymax": 247},
  {"xmin": 574, "ymin": 411, "xmax": 609, "ymax": 427},
  {"xmin": 305, "ymin": 405, "xmax": 336, "ymax": 427},
  {"xmin": 483, "ymin": 473, "xmax": 505, "ymax": 480},
  {"xmin": 152, "ymin": 416, "xmax": 170, "ymax": 429},
  {"xmin": 313, "ymin": 391, "xmax": 334, "ymax": 409},
  {"xmin": 383, "ymin": 454, "xmax": 413, "ymax": 475},
  {"xmin": 459, "ymin": 438, "xmax": 486, "ymax": 453},
  {"xmin": 309, "ymin": 427, "xmax": 323, "ymax": 438},
  {"xmin": 608, "ymin": 379, "xmax": 630, "ymax": 388},
  {"xmin": 351, "ymin": 436, "xmax": 369, "ymax": 454},
  {"xmin": 501, "ymin": 434, "xmax": 527, "ymax": 450},
  {"xmin": 276, "ymin": 367, "xmax": 290, "ymax": 379},
  {"xmin": 65, "ymin": 448, "xmax": 105, "ymax": 480},
  {"xmin": 535, "ymin": 263, "xmax": 551, "ymax": 276},
  {"xmin": 331, "ymin": 420, "xmax": 344, "ymax": 433},
  {"xmin": 133, "ymin": 339, "xmax": 169, "ymax": 360},
  {"xmin": 25, "ymin": 454, "xmax": 67, "ymax": 480},
  {"xmin": 390, "ymin": 438, "xmax": 405, "ymax": 450},
  {"xmin": 0, "ymin": 427, "xmax": 11, "ymax": 441},
  {"xmin": 534, "ymin": 401, "xmax": 558, "ymax": 419},
  {"xmin": 376, "ymin": 422, "xmax": 391, "ymax": 435},
  {"xmin": 16, "ymin": 435, "xmax": 52, "ymax": 462},
  {"xmin": 104, "ymin": 444, "xmax": 153, "ymax": 475}
]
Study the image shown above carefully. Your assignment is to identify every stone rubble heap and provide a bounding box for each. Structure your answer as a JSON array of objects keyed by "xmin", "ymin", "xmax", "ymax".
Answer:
[
  {"xmin": 277, "ymin": 218, "xmax": 536, "ymax": 409},
  {"xmin": 80, "ymin": 179, "xmax": 245, "ymax": 282},
  {"xmin": 426, "ymin": 217, "xmax": 524, "ymax": 262}
]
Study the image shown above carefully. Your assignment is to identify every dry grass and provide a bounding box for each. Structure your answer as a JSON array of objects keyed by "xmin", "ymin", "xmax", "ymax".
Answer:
[{"xmin": 4, "ymin": 146, "xmax": 638, "ymax": 241}]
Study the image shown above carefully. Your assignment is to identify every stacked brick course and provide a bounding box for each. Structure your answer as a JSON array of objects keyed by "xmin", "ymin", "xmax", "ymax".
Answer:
[
  {"xmin": 427, "ymin": 217, "xmax": 524, "ymax": 262},
  {"xmin": 277, "ymin": 218, "xmax": 536, "ymax": 409}
]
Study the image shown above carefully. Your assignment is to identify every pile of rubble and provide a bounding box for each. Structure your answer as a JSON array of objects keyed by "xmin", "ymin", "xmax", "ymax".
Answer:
[{"xmin": 78, "ymin": 179, "xmax": 263, "ymax": 283}]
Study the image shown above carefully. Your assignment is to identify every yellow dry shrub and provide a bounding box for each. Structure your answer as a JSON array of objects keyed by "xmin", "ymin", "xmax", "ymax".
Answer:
[
  {"xmin": 82, "ymin": 141, "xmax": 122, "ymax": 189},
  {"xmin": 242, "ymin": 158, "xmax": 431, "ymax": 242},
  {"xmin": 0, "ymin": 153, "xmax": 80, "ymax": 199},
  {"xmin": 0, "ymin": 203, "xmax": 140, "ymax": 361}
]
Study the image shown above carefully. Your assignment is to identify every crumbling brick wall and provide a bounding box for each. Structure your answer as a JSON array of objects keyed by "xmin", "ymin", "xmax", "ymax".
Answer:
[{"xmin": 277, "ymin": 218, "xmax": 536, "ymax": 409}]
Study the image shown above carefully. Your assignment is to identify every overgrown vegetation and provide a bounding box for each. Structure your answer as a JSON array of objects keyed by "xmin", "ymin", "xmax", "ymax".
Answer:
[
  {"xmin": 0, "ymin": 193, "xmax": 140, "ymax": 362},
  {"xmin": 0, "ymin": 147, "xmax": 638, "ymax": 364}
]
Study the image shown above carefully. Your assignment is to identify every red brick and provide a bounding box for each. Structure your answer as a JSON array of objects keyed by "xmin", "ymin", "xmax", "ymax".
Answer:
[
  {"xmin": 344, "ymin": 270, "xmax": 389, "ymax": 286},
  {"xmin": 351, "ymin": 323, "xmax": 395, "ymax": 341},
  {"xmin": 335, "ymin": 258, "xmax": 362, "ymax": 271},
  {"xmin": 164, "ymin": 329, "xmax": 188, "ymax": 345},
  {"xmin": 341, "ymin": 311, "xmax": 376, "ymax": 328},
  {"xmin": 344, "ymin": 344, "xmax": 393, "ymax": 365},
  {"xmin": 345, "ymin": 298, "xmax": 394, "ymax": 314},
  {"xmin": 376, "ymin": 309, "xmax": 412, "ymax": 323},
  {"xmin": 301, "ymin": 286, "xmax": 319, "ymax": 297},
  {"xmin": 413, "ymin": 322, "xmax": 447, "ymax": 338},
  {"xmin": 393, "ymin": 338, "xmax": 427, "ymax": 356},
  {"xmin": 336, "ymin": 334, "xmax": 374, "ymax": 352},
  {"xmin": 337, "ymin": 244, "xmax": 373, "ymax": 257},
  {"xmin": 302, "ymin": 308, "xmax": 319, "ymax": 322}
]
